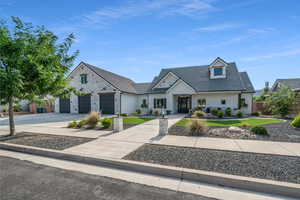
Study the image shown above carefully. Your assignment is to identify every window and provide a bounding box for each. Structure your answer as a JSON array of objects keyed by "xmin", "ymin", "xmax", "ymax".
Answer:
[
  {"xmin": 197, "ymin": 99, "xmax": 206, "ymax": 107},
  {"xmin": 154, "ymin": 98, "xmax": 166, "ymax": 109},
  {"xmin": 142, "ymin": 99, "xmax": 147, "ymax": 105},
  {"xmin": 213, "ymin": 67, "xmax": 223, "ymax": 76},
  {"xmin": 80, "ymin": 74, "xmax": 88, "ymax": 84},
  {"xmin": 221, "ymin": 99, "xmax": 226, "ymax": 105}
]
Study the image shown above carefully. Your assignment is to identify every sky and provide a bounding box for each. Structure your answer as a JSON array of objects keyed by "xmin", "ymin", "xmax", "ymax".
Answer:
[{"xmin": 1, "ymin": 0, "xmax": 300, "ymax": 89}]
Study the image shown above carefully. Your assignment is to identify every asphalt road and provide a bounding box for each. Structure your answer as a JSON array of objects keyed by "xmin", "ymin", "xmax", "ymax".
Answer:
[{"xmin": 0, "ymin": 156, "xmax": 214, "ymax": 200}]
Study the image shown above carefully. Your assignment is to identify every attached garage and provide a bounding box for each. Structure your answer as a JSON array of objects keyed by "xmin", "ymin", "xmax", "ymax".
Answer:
[
  {"xmin": 59, "ymin": 98, "xmax": 70, "ymax": 113},
  {"xmin": 99, "ymin": 93, "xmax": 115, "ymax": 114},
  {"xmin": 78, "ymin": 95, "xmax": 91, "ymax": 113}
]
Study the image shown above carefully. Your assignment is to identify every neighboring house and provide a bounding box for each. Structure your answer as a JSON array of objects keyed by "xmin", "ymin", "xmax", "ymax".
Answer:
[
  {"xmin": 55, "ymin": 57, "xmax": 255, "ymax": 115},
  {"xmin": 271, "ymin": 78, "xmax": 300, "ymax": 92}
]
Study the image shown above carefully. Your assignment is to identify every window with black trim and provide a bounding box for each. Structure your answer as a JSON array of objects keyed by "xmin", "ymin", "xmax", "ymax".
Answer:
[
  {"xmin": 154, "ymin": 98, "xmax": 167, "ymax": 109},
  {"xmin": 80, "ymin": 74, "xmax": 88, "ymax": 84},
  {"xmin": 221, "ymin": 99, "xmax": 226, "ymax": 105},
  {"xmin": 197, "ymin": 99, "xmax": 206, "ymax": 107}
]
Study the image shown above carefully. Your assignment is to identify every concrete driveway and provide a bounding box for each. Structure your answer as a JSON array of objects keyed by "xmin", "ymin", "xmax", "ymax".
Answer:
[{"xmin": 0, "ymin": 113, "xmax": 87, "ymax": 126}]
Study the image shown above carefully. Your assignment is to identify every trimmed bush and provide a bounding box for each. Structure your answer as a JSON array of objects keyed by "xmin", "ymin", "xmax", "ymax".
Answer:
[
  {"xmin": 251, "ymin": 126, "xmax": 268, "ymax": 135},
  {"xmin": 136, "ymin": 109, "xmax": 141, "ymax": 115},
  {"xmin": 211, "ymin": 109, "xmax": 219, "ymax": 116},
  {"xmin": 240, "ymin": 122, "xmax": 251, "ymax": 129},
  {"xmin": 237, "ymin": 111, "xmax": 243, "ymax": 118},
  {"xmin": 149, "ymin": 109, "xmax": 153, "ymax": 115},
  {"xmin": 85, "ymin": 111, "xmax": 100, "ymax": 128},
  {"xmin": 101, "ymin": 118, "xmax": 112, "ymax": 129},
  {"xmin": 67, "ymin": 120, "xmax": 78, "ymax": 128},
  {"xmin": 187, "ymin": 120, "xmax": 207, "ymax": 136},
  {"xmin": 225, "ymin": 108, "xmax": 232, "ymax": 117},
  {"xmin": 120, "ymin": 113, "xmax": 128, "ymax": 117},
  {"xmin": 154, "ymin": 110, "xmax": 160, "ymax": 116},
  {"xmin": 13, "ymin": 104, "xmax": 22, "ymax": 112},
  {"xmin": 217, "ymin": 111, "xmax": 224, "ymax": 118},
  {"xmin": 251, "ymin": 112, "xmax": 260, "ymax": 116},
  {"xmin": 291, "ymin": 114, "xmax": 300, "ymax": 128},
  {"xmin": 166, "ymin": 110, "xmax": 171, "ymax": 115},
  {"xmin": 193, "ymin": 110, "xmax": 206, "ymax": 118},
  {"xmin": 77, "ymin": 120, "xmax": 86, "ymax": 128}
]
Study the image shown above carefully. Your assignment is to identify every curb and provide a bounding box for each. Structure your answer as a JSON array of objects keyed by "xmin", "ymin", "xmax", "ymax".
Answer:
[{"xmin": 0, "ymin": 142, "xmax": 299, "ymax": 198}]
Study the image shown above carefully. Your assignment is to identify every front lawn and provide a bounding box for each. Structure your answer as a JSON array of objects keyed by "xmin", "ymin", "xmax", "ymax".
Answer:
[
  {"xmin": 176, "ymin": 118, "xmax": 284, "ymax": 127},
  {"xmin": 106, "ymin": 117, "xmax": 154, "ymax": 125}
]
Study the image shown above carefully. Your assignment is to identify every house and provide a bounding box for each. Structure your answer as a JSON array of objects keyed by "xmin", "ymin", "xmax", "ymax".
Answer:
[
  {"xmin": 55, "ymin": 57, "xmax": 255, "ymax": 115},
  {"xmin": 272, "ymin": 78, "xmax": 300, "ymax": 92}
]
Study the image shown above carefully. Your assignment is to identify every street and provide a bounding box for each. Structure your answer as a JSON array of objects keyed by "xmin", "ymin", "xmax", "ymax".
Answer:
[{"xmin": 0, "ymin": 156, "xmax": 213, "ymax": 200}]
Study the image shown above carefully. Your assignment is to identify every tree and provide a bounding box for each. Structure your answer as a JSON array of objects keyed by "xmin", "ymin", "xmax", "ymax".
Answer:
[
  {"xmin": 265, "ymin": 85, "xmax": 296, "ymax": 117},
  {"xmin": 0, "ymin": 17, "xmax": 78, "ymax": 136}
]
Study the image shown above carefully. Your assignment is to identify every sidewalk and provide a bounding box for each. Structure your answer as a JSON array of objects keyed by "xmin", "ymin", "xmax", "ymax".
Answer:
[
  {"xmin": 153, "ymin": 135, "xmax": 300, "ymax": 156},
  {"xmin": 64, "ymin": 115, "xmax": 185, "ymax": 159}
]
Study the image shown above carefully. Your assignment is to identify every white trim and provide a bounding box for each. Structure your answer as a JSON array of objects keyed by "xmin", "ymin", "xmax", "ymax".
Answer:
[
  {"xmin": 166, "ymin": 79, "xmax": 196, "ymax": 94},
  {"xmin": 209, "ymin": 57, "xmax": 228, "ymax": 68},
  {"xmin": 152, "ymin": 71, "xmax": 179, "ymax": 89}
]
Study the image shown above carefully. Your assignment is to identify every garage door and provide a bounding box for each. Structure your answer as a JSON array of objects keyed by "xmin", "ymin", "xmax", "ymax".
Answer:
[
  {"xmin": 99, "ymin": 93, "xmax": 115, "ymax": 114},
  {"xmin": 78, "ymin": 95, "xmax": 91, "ymax": 113},
  {"xmin": 59, "ymin": 98, "xmax": 70, "ymax": 113}
]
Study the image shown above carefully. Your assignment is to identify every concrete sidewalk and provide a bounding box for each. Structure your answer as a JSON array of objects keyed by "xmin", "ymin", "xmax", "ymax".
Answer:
[
  {"xmin": 154, "ymin": 136, "xmax": 300, "ymax": 156},
  {"xmin": 65, "ymin": 115, "xmax": 185, "ymax": 159}
]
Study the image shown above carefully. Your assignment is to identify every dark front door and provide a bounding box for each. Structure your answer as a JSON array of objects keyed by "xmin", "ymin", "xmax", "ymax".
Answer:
[
  {"xmin": 78, "ymin": 95, "xmax": 91, "ymax": 113},
  {"xmin": 178, "ymin": 96, "xmax": 191, "ymax": 113},
  {"xmin": 99, "ymin": 93, "xmax": 115, "ymax": 114},
  {"xmin": 59, "ymin": 98, "xmax": 70, "ymax": 113}
]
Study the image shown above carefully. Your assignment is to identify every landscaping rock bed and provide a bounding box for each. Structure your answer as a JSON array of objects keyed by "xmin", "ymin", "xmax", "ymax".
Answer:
[
  {"xmin": 0, "ymin": 132, "xmax": 94, "ymax": 150},
  {"xmin": 124, "ymin": 144, "xmax": 300, "ymax": 184},
  {"xmin": 169, "ymin": 121, "xmax": 300, "ymax": 142}
]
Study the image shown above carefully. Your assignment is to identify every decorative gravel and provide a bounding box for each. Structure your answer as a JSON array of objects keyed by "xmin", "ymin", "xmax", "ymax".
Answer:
[
  {"xmin": 169, "ymin": 121, "xmax": 300, "ymax": 143},
  {"xmin": 0, "ymin": 132, "xmax": 94, "ymax": 150},
  {"xmin": 124, "ymin": 144, "xmax": 300, "ymax": 184}
]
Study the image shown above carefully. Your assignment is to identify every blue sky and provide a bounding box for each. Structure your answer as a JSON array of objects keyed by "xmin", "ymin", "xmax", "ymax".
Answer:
[{"xmin": 1, "ymin": 0, "xmax": 300, "ymax": 89}]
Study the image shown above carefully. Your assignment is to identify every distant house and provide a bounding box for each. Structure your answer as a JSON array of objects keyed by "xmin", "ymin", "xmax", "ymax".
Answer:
[
  {"xmin": 272, "ymin": 78, "xmax": 300, "ymax": 92},
  {"xmin": 55, "ymin": 57, "xmax": 255, "ymax": 115}
]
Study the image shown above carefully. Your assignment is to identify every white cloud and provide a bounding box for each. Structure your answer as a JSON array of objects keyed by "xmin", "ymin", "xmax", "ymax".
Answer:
[
  {"xmin": 242, "ymin": 49, "xmax": 300, "ymax": 61},
  {"xmin": 197, "ymin": 23, "xmax": 240, "ymax": 32}
]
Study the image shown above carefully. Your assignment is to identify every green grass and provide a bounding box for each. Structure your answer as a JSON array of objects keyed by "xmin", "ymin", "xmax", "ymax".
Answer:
[
  {"xmin": 176, "ymin": 118, "xmax": 284, "ymax": 127},
  {"xmin": 103, "ymin": 117, "xmax": 154, "ymax": 125}
]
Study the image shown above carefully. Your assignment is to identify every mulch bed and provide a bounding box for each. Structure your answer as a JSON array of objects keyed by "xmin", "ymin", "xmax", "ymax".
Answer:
[
  {"xmin": 169, "ymin": 121, "xmax": 300, "ymax": 143},
  {"xmin": 0, "ymin": 132, "xmax": 94, "ymax": 150},
  {"xmin": 124, "ymin": 144, "xmax": 300, "ymax": 184}
]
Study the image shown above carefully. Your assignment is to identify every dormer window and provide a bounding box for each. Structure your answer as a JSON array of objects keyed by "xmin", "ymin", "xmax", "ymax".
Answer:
[{"xmin": 213, "ymin": 67, "xmax": 224, "ymax": 76}]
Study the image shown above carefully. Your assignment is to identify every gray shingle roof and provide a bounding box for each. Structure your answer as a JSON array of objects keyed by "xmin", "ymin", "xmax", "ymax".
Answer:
[
  {"xmin": 83, "ymin": 62, "xmax": 137, "ymax": 93},
  {"xmin": 147, "ymin": 62, "xmax": 255, "ymax": 93},
  {"xmin": 133, "ymin": 83, "xmax": 151, "ymax": 94},
  {"xmin": 272, "ymin": 78, "xmax": 300, "ymax": 91}
]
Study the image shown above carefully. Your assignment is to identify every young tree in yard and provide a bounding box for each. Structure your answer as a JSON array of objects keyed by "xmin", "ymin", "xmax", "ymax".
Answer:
[
  {"xmin": 265, "ymin": 85, "xmax": 296, "ymax": 117},
  {"xmin": 0, "ymin": 17, "xmax": 78, "ymax": 136}
]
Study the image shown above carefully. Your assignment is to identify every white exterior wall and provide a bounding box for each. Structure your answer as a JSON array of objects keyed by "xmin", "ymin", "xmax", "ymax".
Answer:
[
  {"xmin": 55, "ymin": 63, "xmax": 120, "ymax": 114},
  {"xmin": 121, "ymin": 93, "xmax": 138, "ymax": 114},
  {"xmin": 137, "ymin": 94, "xmax": 149, "ymax": 114},
  {"xmin": 241, "ymin": 93, "xmax": 253, "ymax": 114}
]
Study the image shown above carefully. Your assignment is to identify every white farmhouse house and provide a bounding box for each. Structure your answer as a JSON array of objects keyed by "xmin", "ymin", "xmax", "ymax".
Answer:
[{"xmin": 55, "ymin": 57, "xmax": 255, "ymax": 115}]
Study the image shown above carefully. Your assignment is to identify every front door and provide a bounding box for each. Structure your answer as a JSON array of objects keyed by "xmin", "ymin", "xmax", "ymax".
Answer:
[{"xmin": 178, "ymin": 96, "xmax": 191, "ymax": 113}]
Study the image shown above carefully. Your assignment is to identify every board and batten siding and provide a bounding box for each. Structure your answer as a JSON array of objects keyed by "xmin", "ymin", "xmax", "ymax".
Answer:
[{"xmin": 121, "ymin": 93, "xmax": 138, "ymax": 114}]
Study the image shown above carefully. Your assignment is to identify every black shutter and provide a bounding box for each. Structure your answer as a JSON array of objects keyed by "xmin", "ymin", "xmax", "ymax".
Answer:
[
  {"xmin": 154, "ymin": 98, "xmax": 157, "ymax": 109},
  {"xmin": 163, "ymin": 98, "xmax": 167, "ymax": 108}
]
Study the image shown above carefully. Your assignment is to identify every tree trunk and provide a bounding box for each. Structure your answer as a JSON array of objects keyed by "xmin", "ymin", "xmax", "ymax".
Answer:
[{"xmin": 8, "ymin": 98, "xmax": 15, "ymax": 136}]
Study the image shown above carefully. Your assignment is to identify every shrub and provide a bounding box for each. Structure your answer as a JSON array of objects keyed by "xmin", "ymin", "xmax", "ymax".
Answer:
[
  {"xmin": 85, "ymin": 111, "xmax": 100, "ymax": 128},
  {"xmin": 217, "ymin": 111, "xmax": 224, "ymax": 118},
  {"xmin": 166, "ymin": 110, "xmax": 171, "ymax": 115},
  {"xmin": 187, "ymin": 120, "xmax": 207, "ymax": 136},
  {"xmin": 120, "ymin": 113, "xmax": 128, "ymax": 117},
  {"xmin": 193, "ymin": 110, "xmax": 206, "ymax": 118},
  {"xmin": 136, "ymin": 109, "xmax": 141, "ymax": 115},
  {"xmin": 225, "ymin": 108, "xmax": 232, "ymax": 117},
  {"xmin": 291, "ymin": 114, "xmax": 300, "ymax": 128},
  {"xmin": 211, "ymin": 109, "xmax": 219, "ymax": 116},
  {"xmin": 251, "ymin": 112, "xmax": 260, "ymax": 116},
  {"xmin": 101, "ymin": 118, "xmax": 112, "ymax": 129},
  {"xmin": 13, "ymin": 104, "xmax": 22, "ymax": 112},
  {"xmin": 149, "ymin": 109, "xmax": 153, "ymax": 115},
  {"xmin": 2, "ymin": 108, "xmax": 7, "ymax": 113},
  {"xmin": 154, "ymin": 110, "xmax": 160, "ymax": 116},
  {"xmin": 77, "ymin": 120, "xmax": 86, "ymax": 128},
  {"xmin": 251, "ymin": 126, "xmax": 268, "ymax": 135},
  {"xmin": 240, "ymin": 122, "xmax": 251, "ymax": 129},
  {"xmin": 67, "ymin": 120, "xmax": 78, "ymax": 128},
  {"xmin": 237, "ymin": 111, "xmax": 243, "ymax": 118}
]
